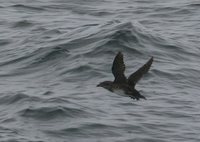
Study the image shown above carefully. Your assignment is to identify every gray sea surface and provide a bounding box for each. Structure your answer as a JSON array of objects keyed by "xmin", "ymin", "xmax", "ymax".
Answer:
[{"xmin": 0, "ymin": 0, "xmax": 200, "ymax": 142}]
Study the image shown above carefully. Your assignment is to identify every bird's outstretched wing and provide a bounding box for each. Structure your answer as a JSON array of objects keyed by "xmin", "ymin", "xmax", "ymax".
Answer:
[
  {"xmin": 128, "ymin": 57, "xmax": 153, "ymax": 87},
  {"xmin": 112, "ymin": 52, "xmax": 127, "ymax": 83}
]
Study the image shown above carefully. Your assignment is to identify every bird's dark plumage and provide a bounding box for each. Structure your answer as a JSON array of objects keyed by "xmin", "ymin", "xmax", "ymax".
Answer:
[
  {"xmin": 112, "ymin": 52, "xmax": 127, "ymax": 84},
  {"xmin": 128, "ymin": 56, "xmax": 153, "ymax": 88},
  {"xmin": 97, "ymin": 51, "xmax": 153, "ymax": 100}
]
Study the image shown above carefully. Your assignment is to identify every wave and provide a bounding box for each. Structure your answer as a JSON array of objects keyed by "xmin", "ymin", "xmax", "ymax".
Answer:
[
  {"xmin": 188, "ymin": 3, "xmax": 200, "ymax": 7},
  {"xmin": 11, "ymin": 4, "xmax": 45, "ymax": 11},
  {"xmin": 0, "ymin": 46, "xmax": 69, "ymax": 75},
  {"xmin": 19, "ymin": 106, "xmax": 90, "ymax": 120},
  {"xmin": 12, "ymin": 20, "xmax": 34, "ymax": 28},
  {"xmin": 0, "ymin": 93, "xmax": 41, "ymax": 105},
  {"xmin": 0, "ymin": 20, "xmax": 194, "ymax": 78},
  {"xmin": 0, "ymin": 39, "xmax": 11, "ymax": 46},
  {"xmin": 45, "ymin": 122, "xmax": 120, "ymax": 138}
]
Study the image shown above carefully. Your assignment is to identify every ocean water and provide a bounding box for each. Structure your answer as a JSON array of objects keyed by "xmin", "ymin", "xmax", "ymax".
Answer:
[{"xmin": 0, "ymin": 0, "xmax": 200, "ymax": 142}]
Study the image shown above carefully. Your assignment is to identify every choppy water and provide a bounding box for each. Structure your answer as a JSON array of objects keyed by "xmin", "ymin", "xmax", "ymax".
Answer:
[{"xmin": 0, "ymin": 0, "xmax": 200, "ymax": 142}]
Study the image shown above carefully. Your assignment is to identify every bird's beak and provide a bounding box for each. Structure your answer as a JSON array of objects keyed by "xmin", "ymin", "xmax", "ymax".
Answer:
[{"xmin": 97, "ymin": 84, "xmax": 100, "ymax": 87}]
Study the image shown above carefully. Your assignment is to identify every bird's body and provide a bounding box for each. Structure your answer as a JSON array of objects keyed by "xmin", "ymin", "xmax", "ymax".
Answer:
[{"xmin": 97, "ymin": 52, "xmax": 153, "ymax": 100}]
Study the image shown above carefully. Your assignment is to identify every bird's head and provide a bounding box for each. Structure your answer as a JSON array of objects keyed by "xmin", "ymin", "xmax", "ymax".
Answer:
[{"xmin": 97, "ymin": 81, "xmax": 113, "ymax": 91}]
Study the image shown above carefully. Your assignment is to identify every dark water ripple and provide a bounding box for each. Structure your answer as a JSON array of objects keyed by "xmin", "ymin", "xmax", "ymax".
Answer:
[
  {"xmin": 0, "ymin": 93, "xmax": 40, "ymax": 105},
  {"xmin": 11, "ymin": 4, "xmax": 45, "ymax": 11},
  {"xmin": 12, "ymin": 20, "xmax": 34, "ymax": 28},
  {"xmin": 19, "ymin": 106, "xmax": 89, "ymax": 120},
  {"xmin": 0, "ymin": 0, "xmax": 200, "ymax": 142}
]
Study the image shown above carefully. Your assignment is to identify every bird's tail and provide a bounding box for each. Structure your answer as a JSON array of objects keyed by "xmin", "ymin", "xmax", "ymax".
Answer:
[
  {"xmin": 137, "ymin": 94, "xmax": 146, "ymax": 100},
  {"xmin": 130, "ymin": 91, "xmax": 146, "ymax": 100}
]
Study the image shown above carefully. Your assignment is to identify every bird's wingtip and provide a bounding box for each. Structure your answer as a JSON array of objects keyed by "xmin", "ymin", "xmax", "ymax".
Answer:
[
  {"xmin": 149, "ymin": 56, "xmax": 154, "ymax": 64},
  {"xmin": 117, "ymin": 51, "xmax": 123, "ymax": 55}
]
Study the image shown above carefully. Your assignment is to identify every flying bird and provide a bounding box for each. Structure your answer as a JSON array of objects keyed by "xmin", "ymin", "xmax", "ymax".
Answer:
[{"xmin": 97, "ymin": 52, "xmax": 153, "ymax": 100}]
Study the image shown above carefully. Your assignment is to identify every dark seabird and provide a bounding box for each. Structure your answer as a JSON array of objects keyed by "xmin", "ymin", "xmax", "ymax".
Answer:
[{"xmin": 97, "ymin": 52, "xmax": 153, "ymax": 100}]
